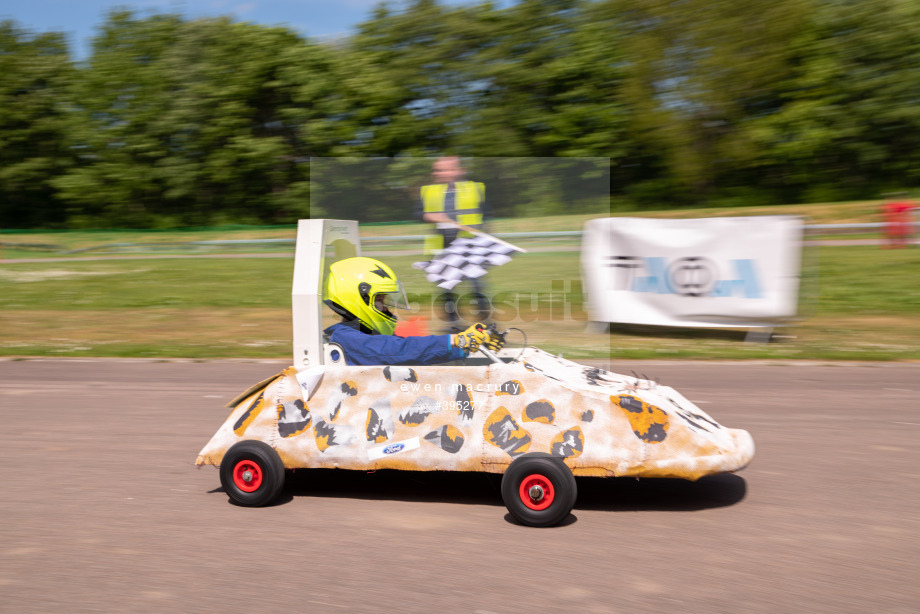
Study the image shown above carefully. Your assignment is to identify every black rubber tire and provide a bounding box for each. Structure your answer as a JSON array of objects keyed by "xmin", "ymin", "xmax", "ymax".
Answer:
[
  {"xmin": 501, "ymin": 452, "xmax": 577, "ymax": 527},
  {"xmin": 219, "ymin": 440, "xmax": 286, "ymax": 507}
]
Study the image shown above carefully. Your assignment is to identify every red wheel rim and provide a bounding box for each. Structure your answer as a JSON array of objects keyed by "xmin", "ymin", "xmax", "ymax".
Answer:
[
  {"xmin": 232, "ymin": 460, "xmax": 263, "ymax": 493},
  {"xmin": 519, "ymin": 473, "xmax": 555, "ymax": 511}
]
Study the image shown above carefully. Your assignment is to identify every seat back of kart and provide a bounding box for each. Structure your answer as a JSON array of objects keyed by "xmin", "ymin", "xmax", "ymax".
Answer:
[{"xmin": 292, "ymin": 219, "xmax": 362, "ymax": 369}]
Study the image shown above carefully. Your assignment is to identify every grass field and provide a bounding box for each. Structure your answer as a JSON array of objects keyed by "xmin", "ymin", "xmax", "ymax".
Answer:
[
  {"xmin": 0, "ymin": 200, "xmax": 902, "ymax": 261},
  {"xmin": 1, "ymin": 223, "xmax": 918, "ymax": 360}
]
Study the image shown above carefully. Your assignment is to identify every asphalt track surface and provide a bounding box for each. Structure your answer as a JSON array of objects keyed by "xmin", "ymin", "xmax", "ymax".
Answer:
[{"xmin": 2, "ymin": 358, "xmax": 918, "ymax": 613}]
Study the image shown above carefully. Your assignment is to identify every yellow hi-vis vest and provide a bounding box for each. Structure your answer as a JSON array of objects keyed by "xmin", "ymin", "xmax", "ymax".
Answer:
[{"xmin": 420, "ymin": 181, "xmax": 485, "ymax": 253}]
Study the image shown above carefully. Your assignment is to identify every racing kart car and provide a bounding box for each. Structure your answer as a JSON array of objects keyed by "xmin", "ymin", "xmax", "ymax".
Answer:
[{"xmin": 195, "ymin": 219, "xmax": 754, "ymax": 527}]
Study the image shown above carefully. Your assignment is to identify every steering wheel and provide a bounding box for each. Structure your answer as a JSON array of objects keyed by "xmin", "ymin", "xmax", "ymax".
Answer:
[{"xmin": 478, "ymin": 324, "xmax": 527, "ymax": 364}]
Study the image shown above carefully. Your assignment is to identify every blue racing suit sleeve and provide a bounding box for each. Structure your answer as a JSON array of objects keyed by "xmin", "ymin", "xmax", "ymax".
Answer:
[{"xmin": 326, "ymin": 323, "xmax": 467, "ymax": 366}]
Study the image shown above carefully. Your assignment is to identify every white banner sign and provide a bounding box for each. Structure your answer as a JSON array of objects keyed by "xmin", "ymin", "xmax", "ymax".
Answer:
[{"xmin": 581, "ymin": 216, "xmax": 804, "ymax": 328}]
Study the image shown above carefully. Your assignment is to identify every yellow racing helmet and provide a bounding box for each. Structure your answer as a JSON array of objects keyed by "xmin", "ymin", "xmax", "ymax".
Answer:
[{"xmin": 323, "ymin": 257, "xmax": 409, "ymax": 335}]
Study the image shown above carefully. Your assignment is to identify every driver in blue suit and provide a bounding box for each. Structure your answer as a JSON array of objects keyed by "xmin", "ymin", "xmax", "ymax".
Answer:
[{"xmin": 323, "ymin": 257, "xmax": 503, "ymax": 366}]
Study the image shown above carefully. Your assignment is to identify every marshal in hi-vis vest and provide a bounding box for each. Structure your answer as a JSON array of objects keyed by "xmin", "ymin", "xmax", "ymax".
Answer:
[{"xmin": 420, "ymin": 181, "xmax": 485, "ymax": 253}]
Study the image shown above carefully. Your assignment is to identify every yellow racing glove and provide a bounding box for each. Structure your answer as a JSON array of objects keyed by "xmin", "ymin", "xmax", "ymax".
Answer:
[
  {"xmin": 451, "ymin": 323, "xmax": 489, "ymax": 353},
  {"xmin": 483, "ymin": 329, "xmax": 505, "ymax": 352}
]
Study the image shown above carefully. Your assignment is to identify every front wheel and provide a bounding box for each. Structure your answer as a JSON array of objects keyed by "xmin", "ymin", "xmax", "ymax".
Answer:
[
  {"xmin": 501, "ymin": 453, "xmax": 577, "ymax": 527},
  {"xmin": 219, "ymin": 440, "xmax": 286, "ymax": 507}
]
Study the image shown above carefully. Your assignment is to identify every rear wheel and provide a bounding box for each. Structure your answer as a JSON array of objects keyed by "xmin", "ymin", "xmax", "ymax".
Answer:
[
  {"xmin": 501, "ymin": 453, "xmax": 576, "ymax": 527},
  {"xmin": 219, "ymin": 441, "xmax": 285, "ymax": 507}
]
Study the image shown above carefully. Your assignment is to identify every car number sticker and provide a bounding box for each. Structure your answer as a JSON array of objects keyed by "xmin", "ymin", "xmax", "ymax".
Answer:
[{"xmin": 368, "ymin": 437, "xmax": 420, "ymax": 461}]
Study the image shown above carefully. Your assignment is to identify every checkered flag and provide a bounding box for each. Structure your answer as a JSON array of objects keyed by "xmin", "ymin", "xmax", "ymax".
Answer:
[{"xmin": 413, "ymin": 233, "xmax": 525, "ymax": 290}]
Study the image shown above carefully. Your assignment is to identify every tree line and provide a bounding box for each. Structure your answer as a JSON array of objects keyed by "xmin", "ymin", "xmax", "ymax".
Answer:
[{"xmin": 1, "ymin": 0, "xmax": 918, "ymax": 229}]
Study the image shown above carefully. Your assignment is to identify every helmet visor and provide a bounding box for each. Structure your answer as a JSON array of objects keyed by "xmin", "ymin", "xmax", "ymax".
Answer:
[{"xmin": 375, "ymin": 281, "xmax": 411, "ymax": 315}]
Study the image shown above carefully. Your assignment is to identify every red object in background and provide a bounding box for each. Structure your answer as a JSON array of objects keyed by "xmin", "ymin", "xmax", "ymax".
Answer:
[
  {"xmin": 883, "ymin": 200, "xmax": 917, "ymax": 248},
  {"xmin": 395, "ymin": 316, "xmax": 429, "ymax": 337}
]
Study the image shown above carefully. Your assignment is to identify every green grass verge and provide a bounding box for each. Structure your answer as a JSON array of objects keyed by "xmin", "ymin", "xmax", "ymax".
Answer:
[
  {"xmin": 0, "ymin": 200, "xmax": 902, "ymax": 260},
  {"xmin": 1, "ymin": 243, "xmax": 917, "ymax": 361}
]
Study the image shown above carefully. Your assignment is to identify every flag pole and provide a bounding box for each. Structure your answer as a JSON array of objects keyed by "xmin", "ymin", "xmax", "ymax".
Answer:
[{"xmin": 444, "ymin": 221, "xmax": 528, "ymax": 254}]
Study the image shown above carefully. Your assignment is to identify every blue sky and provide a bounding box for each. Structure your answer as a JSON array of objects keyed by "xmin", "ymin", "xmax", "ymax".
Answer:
[{"xmin": 2, "ymin": 0, "xmax": 497, "ymax": 60}]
